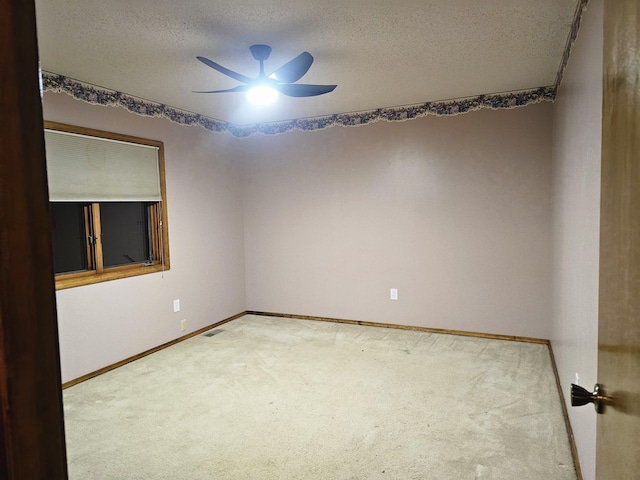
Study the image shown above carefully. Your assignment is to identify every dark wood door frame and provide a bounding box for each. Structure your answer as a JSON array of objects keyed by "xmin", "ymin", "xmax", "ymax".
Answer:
[{"xmin": 0, "ymin": 0, "xmax": 68, "ymax": 478}]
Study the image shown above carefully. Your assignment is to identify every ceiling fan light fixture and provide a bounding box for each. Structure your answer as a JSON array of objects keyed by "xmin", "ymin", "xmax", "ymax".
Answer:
[
  {"xmin": 246, "ymin": 85, "xmax": 279, "ymax": 106},
  {"xmin": 196, "ymin": 45, "xmax": 336, "ymax": 102}
]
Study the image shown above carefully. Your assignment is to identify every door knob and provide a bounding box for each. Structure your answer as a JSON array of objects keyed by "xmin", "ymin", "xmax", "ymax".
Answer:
[{"xmin": 571, "ymin": 383, "xmax": 608, "ymax": 414}]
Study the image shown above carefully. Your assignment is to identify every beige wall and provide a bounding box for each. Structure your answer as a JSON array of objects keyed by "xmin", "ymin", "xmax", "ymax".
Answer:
[
  {"xmin": 43, "ymin": 92, "xmax": 246, "ymax": 383},
  {"xmin": 551, "ymin": 1, "xmax": 603, "ymax": 478},
  {"xmin": 45, "ymin": 93, "xmax": 555, "ymax": 382},
  {"xmin": 239, "ymin": 105, "xmax": 554, "ymax": 338}
]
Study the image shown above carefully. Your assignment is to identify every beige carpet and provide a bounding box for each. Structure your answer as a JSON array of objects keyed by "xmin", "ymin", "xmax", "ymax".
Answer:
[{"xmin": 63, "ymin": 314, "xmax": 577, "ymax": 479}]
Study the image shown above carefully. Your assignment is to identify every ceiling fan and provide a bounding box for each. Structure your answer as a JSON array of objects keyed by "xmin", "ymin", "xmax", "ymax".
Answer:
[{"xmin": 195, "ymin": 44, "xmax": 337, "ymax": 103}]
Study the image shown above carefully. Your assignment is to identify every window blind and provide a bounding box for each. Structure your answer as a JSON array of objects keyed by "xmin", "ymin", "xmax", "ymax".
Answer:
[{"xmin": 44, "ymin": 129, "xmax": 162, "ymax": 202}]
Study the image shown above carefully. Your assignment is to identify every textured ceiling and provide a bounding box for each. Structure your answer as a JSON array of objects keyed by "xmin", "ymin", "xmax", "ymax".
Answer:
[{"xmin": 35, "ymin": 0, "xmax": 581, "ymax": 127}]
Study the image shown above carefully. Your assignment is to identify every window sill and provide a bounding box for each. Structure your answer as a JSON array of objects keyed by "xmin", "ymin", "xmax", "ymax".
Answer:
[{"xmin": 54, "ymin": 262, "xmax": 169, "ymax": 290}]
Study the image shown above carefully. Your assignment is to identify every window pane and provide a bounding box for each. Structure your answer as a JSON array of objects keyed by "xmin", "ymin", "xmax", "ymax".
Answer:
[
  {"xmin": 51, "ymin": 202, "xmax": 89, "ymax": 274},
  {"xmin": 100, "ymin": 202, "xmax": 150, "ymax": 267}
]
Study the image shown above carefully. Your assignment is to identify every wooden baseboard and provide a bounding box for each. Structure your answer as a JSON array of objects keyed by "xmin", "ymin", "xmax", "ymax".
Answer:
[
  {"xmin": 61, "ymin": 311, "xmax": 246, "ymax": 389},
  {"xmin": 246, "ymin": 310, "xmax": 550, "ymax": 345},
  {"xmin": 547, "ymin": 343, "xmax": 583, "ymax": 480},
  {"xmin": 63, "ymin": 310, "xmax": 550, "ymax": 388}
]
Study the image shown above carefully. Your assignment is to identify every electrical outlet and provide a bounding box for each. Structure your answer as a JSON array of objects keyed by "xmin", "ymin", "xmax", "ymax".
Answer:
[
  {"xmin": 181, "ymin": 319, "xmax": 187, "ymax": 331},
  {"xmin": 173, "ymin": 299, "xmax": 180, "ymax": 313},
  {"xmin": 390, "ymin": 288, "xmax": 398, "ymax": 300},
  {"xmin": 574, "ymin": 372, "xmax": 580, "ymax": 385}
]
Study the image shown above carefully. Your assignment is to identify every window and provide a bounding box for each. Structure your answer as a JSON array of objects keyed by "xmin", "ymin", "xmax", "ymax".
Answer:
[{"xmin": 44, "ymin": 122, "xmax": 170, "ymax": 289}]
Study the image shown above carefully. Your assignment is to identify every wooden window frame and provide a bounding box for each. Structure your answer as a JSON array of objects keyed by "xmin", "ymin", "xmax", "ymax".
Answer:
[{"xmin": 45, "ymin": 121, "xmax": 171, "ymax": 290}]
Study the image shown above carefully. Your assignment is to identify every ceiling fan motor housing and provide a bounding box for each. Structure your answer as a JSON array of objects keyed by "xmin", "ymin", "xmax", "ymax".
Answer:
[{"xmin": 250, "ymin": 44, "xmax": 272, "ymax": 61}]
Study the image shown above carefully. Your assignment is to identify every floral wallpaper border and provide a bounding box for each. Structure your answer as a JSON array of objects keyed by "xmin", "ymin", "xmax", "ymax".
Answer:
[
  {"xmin": 42, "ymin": 72, "xmax": 555, "ymax": 138},
  {"xmin": 41, "ymin": 0, "xmax": 588, "ymax": 138}
]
